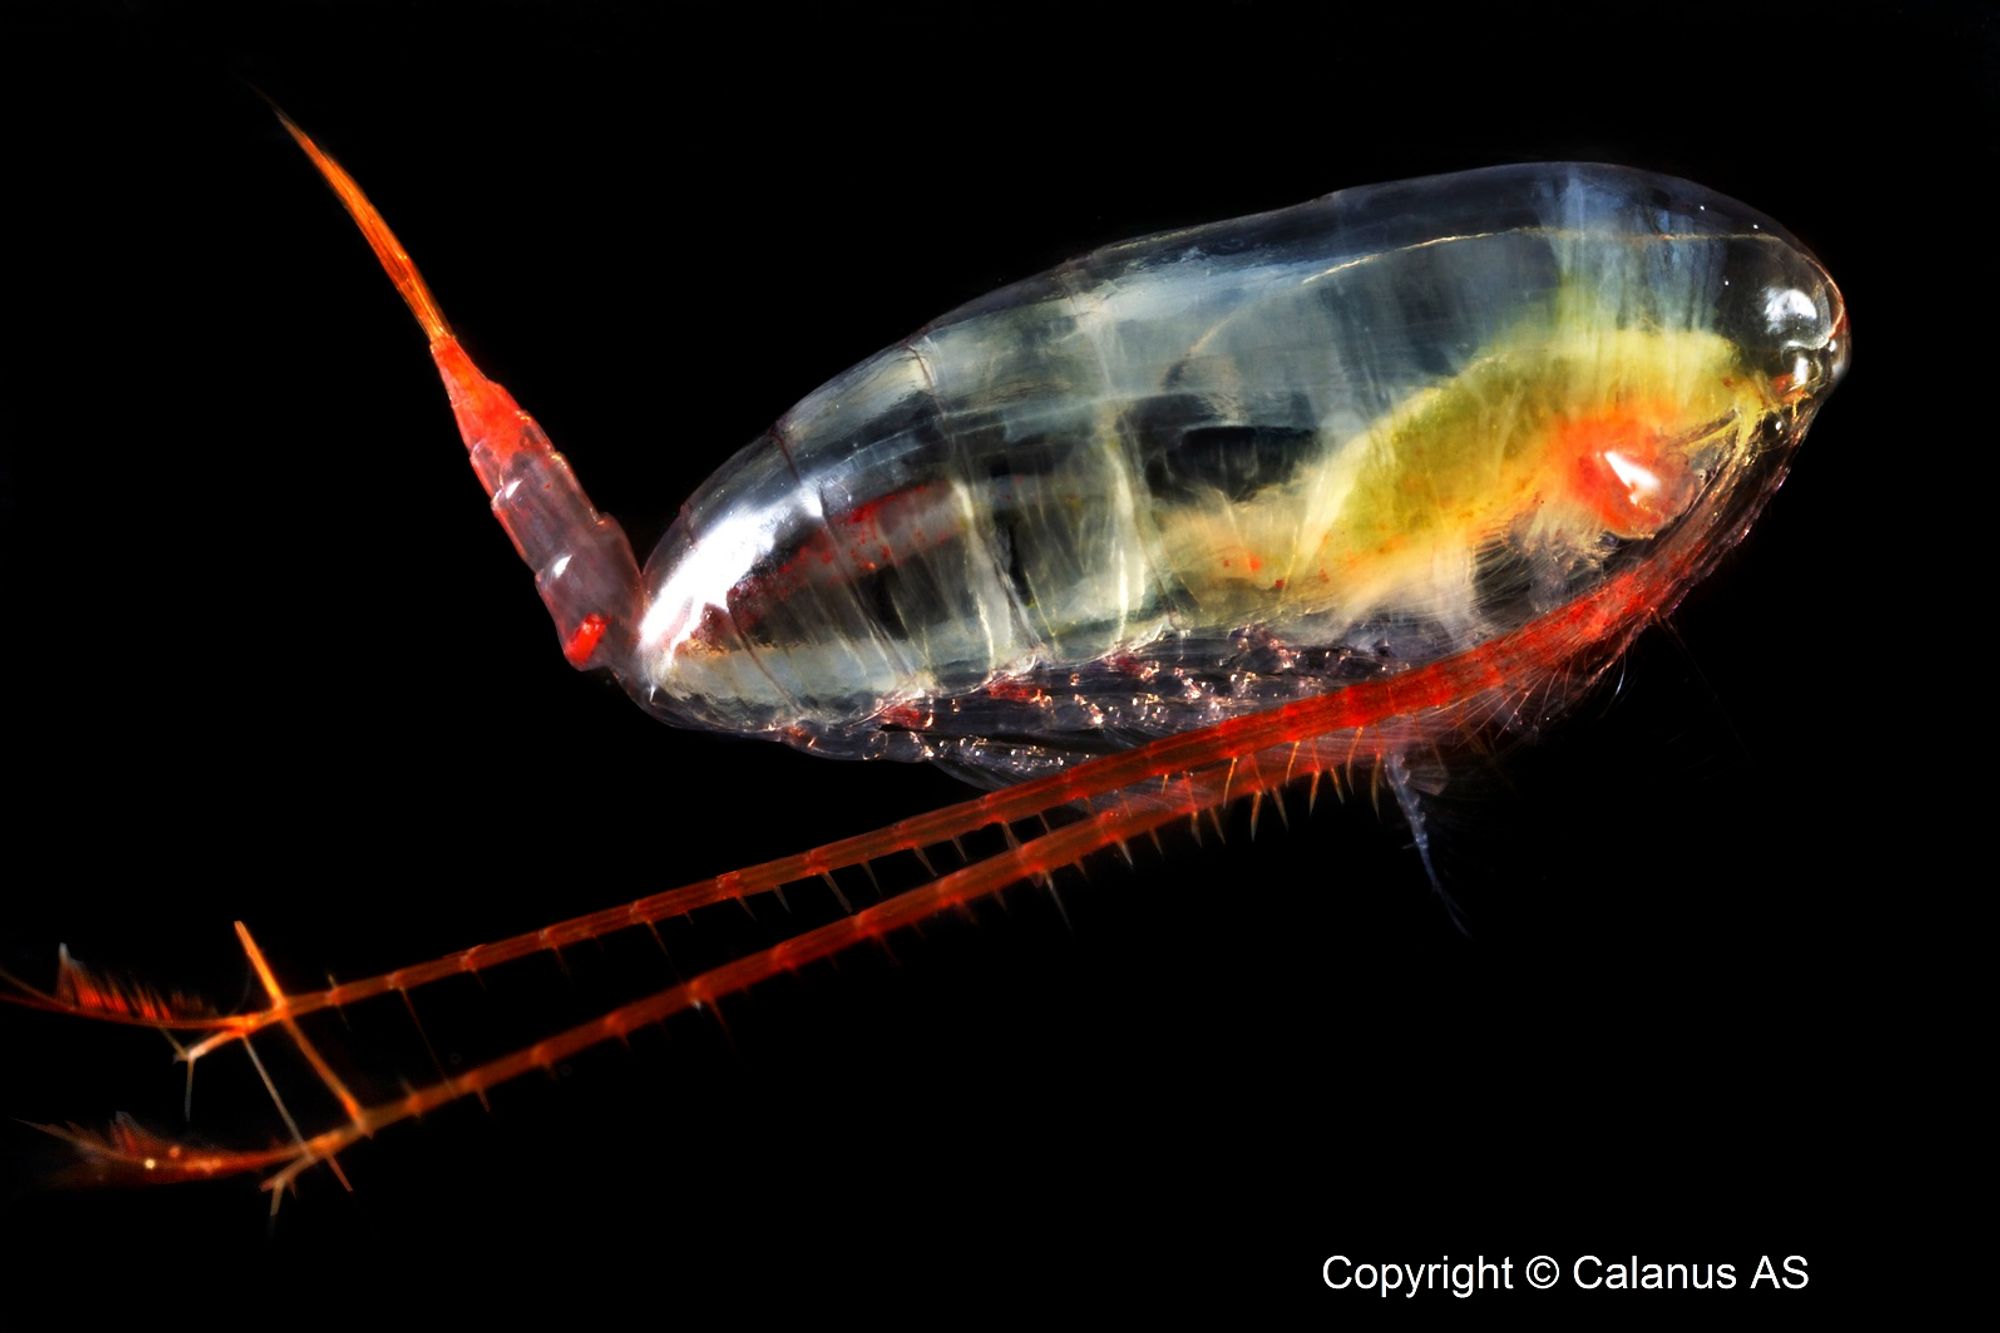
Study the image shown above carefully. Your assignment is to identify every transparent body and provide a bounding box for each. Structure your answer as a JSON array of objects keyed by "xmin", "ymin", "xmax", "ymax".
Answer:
[
  {"xmin": 632, "ymin": 164, "xmax": 1844, "ymax": 781},
  {"xmin": 6, "ymin": 142, "xmax": 1849, "ymax": 1196}
]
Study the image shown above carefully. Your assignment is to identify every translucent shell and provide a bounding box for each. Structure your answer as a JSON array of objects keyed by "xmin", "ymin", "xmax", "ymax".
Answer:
[{"xmin": 634, "ymin": 164, "xmax": 1845, "ymax": 776}]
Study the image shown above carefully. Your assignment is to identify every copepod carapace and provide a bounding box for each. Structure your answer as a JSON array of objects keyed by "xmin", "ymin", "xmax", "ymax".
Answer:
[{"xmin": 8, "ymin": 109, "xmax": 1846, "ymax": 1200}]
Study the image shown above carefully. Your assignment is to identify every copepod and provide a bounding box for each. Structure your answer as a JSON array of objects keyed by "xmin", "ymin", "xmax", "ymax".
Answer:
[{"xmin": 13, "ymin": 116, "xmax": 1846, "ymax": 1195}]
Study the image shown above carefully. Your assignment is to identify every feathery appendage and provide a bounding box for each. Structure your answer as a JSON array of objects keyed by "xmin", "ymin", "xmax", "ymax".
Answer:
[{"xmin": 8, "ymin": 562, "xmax": 1668, "ymax": 1193}]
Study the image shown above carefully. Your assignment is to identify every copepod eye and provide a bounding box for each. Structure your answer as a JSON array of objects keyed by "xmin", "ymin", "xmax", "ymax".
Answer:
[{"xmin": 1755, "ymin": 270, "xmax": 1849, "ymax": 401}]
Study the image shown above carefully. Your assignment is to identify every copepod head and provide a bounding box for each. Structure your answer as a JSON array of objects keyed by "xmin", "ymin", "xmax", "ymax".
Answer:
[
  {"xmin": 1749, "ymin": 245, "xmax": 1849, "ymax": 408},
  {"xmin": 1669, "ymin": 208, "xmax": 1848, "ymax": 544},
  {"xmin": 1501, "ymin": 176, "xmax": 1847, "ymax": 563}
]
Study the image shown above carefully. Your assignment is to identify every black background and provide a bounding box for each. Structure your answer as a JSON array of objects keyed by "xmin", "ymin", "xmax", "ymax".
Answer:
[{"xmin": 1, "ymin": 2, "xmax": 1980, "ymax": 1318}]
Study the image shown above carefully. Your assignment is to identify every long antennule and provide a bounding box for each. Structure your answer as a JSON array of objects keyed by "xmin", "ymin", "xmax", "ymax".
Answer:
[{"xmin": 270, "ymin": 102, "xmax": 643, "ymax": 674}]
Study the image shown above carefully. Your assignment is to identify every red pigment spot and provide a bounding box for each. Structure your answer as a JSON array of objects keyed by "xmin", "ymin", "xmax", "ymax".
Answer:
[
  {"xmin": 695, "ymin": 604, "xmax": 736, "ymax": 645},
  {"xmin": 880, "ymin": 703, "xmax": 929, "ymax": 730},
  {"xmin": 728, "ymin": 483, "xmax": 958, "ymax": 636},
  {"xmin": 563, "ymin": 614, "xmax": 609, "ymax": 666},
  {"xmin": 986, "ymin": 677, "xmax": 1046, "ymax": 704},
  {"xmin": 1106, "ymin": 653, "xmax": 1161, "ymax": 682},
  {"xmin": 1549, "ymin": 403, "xmax": 1690, "ymax": 539}
]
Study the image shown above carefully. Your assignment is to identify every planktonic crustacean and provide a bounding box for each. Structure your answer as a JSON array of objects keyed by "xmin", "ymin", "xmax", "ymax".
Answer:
[{"xmin": 10, "ymin": 112, "xmax": 1845, "ymax": 1195}]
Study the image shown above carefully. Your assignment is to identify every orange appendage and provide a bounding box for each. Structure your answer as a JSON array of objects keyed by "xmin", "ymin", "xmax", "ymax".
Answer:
[
  {"xmin": 29, "ymin": 1113, "xmax": 298, "ymax": 1188},
  {"xmin": 271, "ymin": 105, "xmax": 452, "ymax": 345},
  {"xmin": 1547, "ymin": 402, "xmax": 1694, "ymax": 538},
  {"xmin": 430, "ymin": 337, "xmax": 530, "ymax": 463},
  {"xmin": 53, "ymin": 945, "xmax": 212, "ymax": 1024},
  {"xmin": 27, "ymin": 562, "xmax": 1685, "ymax": 1192},
  {"xmin": 271, "ymin": 103, "xmax": 542, "ymax": 485}
]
